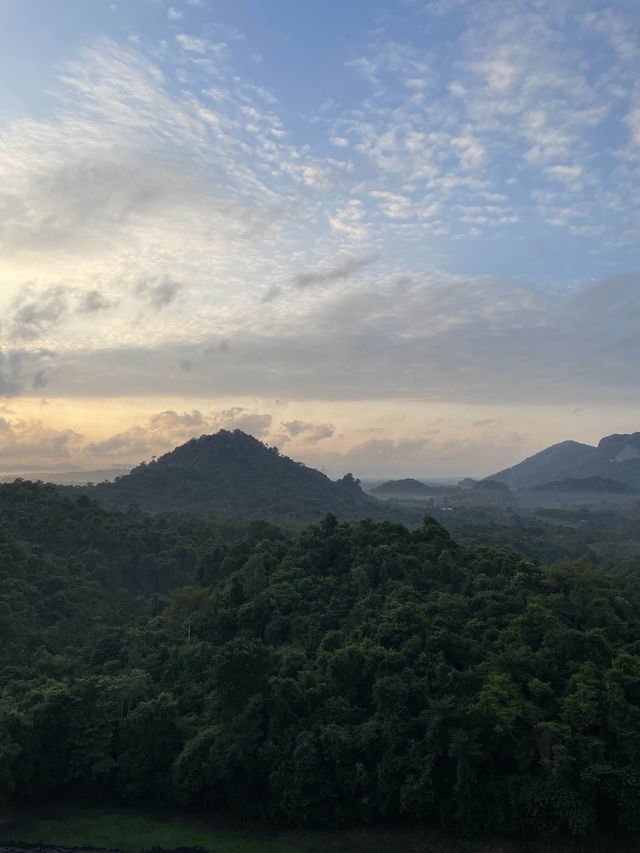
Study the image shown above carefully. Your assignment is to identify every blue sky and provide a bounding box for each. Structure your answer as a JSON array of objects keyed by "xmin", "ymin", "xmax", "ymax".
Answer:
[{"xmin": 0, "ymin": 0, "xmax": 639, "ymax": 476}]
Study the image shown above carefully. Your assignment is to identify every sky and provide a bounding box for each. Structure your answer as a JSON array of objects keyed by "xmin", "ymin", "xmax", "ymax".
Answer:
[{"xmin": 0, "ymin": 0, "xmax": 639, "ymax": 478}]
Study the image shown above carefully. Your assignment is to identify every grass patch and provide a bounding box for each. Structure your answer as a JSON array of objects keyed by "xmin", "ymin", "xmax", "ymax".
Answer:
[
  {"xmin": 1, "ymin": 807, "xmax": 310, "ymax": 853},
  {"xmin": 4, "ymin": 804, "xmax": 639, "ymax": 853}
]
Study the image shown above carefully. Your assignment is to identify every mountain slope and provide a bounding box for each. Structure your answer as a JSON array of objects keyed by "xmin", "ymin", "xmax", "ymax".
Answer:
[
  {"xmin": 563, "ymin": 432, "xmax": 640, "ymax": 487},
  {"xmin": 80, "ymin": 430, "xmax": 401, "ymax": 522},
  {"xmin": 490, "ymin": 432, "xmax": 640, "ymax": 490},
  {"xmin": 489, "ymin": 440, "xmax": 594, "ymax": 489}
]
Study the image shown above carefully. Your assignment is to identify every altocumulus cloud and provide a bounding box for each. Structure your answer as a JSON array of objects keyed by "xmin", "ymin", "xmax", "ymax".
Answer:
[{"xmin": 0, "ymin": 2, "xmax": 639, "ymax": 475}]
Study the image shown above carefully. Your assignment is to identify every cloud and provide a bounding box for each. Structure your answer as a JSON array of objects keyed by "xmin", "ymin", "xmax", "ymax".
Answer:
[
  {"xmin": 330, "ymin": 0, "xmax": 636, "ymax": 243},
  {"xmin": 625, "ymin": 108, "xmax": 640, "ymax": 147},
  {"xmin": 3, "ymin": 283, "xmax": 116, "ymax": 346},
  {"xmin": 264, "ymin": 253, "xmax": 377, "ymax": 301},
  {"xmin": 1, "ymin": 35, "xmax": 362, "ymax": 356},
  {"xmin": 0, "ymin": 402, "xmax": 532, "ymax": 478},
  {"xmin": 83, "ymin": 406, "xmax": 273, "ymax": 465},
  {"xmin": 0, "ymin": 351, "xmax": 26, "ymax": 396},
  {"xmin": 581, "ymin": 8, "xmax": 638, "ymax": 63},
  {"xmin": 149, "ymin": 409, "xmax": 204, "ymax": 430},
  {"xmin": 216, "ymin": 407, "xmax": 272, "ymax": 436},
  {"xmin": 37, "ymin": 271, "xmax": 640, "ymax": 407},
  {"xmin": 0, "ymin": 417, "xmax": 82, "ymax": 463},
  {"xmin": 32, "ymin": 370, "xmax": 48, "ymax": 390},
  {"xmin": 328, "ymin": 201, "xmax": 369, "ymax": 240},
  {"xmin": 9, "ymin": 287, "xmax": 68, "ymax": 341},
  {"xmin": 281, "ymin": 420, "xmax": 334, "ymax": 442},
  {"xmin": 369, "ymin": 191, "xmax": 414, "ymax": 220},
  {"xmin": 0, "ymin": 6, "xmax": 638, "ymax": 480},
  {"xmin": 78, "ymin": 290, "xmax": 112, "ymax": 313},
  {"xmin": 85, "ymin": 430, "xmax": 152, "ymax": 458},
  {"xmin": 135, "ymin": 277, "xmax": 182, "ymax": 309},
  {"xmin": 0, "ymin": 349, "xmax": 58, "ymax": 399},
  {"xmin": 309, "ymin": 431, "xmax": 532, "ymax": 478},
  {"xmin": 424, "ymin": 0, "xmax": 469, "ymax": 16},
  {"xmin": 289, "ymin": 254, "xmax": 377, "ymax": 290},
  {"xmin": 176, "ymin": 34, "xmax": 206, "ymax": 53}
]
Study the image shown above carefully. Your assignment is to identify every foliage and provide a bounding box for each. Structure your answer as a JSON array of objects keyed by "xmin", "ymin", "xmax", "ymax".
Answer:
[{"xmin": 2, "ymin": 482, "xmax": 640, "ymax": 838}]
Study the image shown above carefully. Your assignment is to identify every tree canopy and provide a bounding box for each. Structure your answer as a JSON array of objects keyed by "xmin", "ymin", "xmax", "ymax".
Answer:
[{"xmin": 2, "ymin": 481, "xmax": 640, "ymax": 838}]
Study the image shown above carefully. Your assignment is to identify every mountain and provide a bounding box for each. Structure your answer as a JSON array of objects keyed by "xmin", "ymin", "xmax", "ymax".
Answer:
[
  {"xmin": 371, "ymin": 478, "xmax": 437, "ymax": 499},
  {"xmin": 489, "ymin": 432, "xmax": 640, "ymax": 490},
  {"xmin": 488, "ymin": 440, "xmax": 594, "ymax": 489},
  {"xmin": 75, "ymin": 430, "xmax": 404, "ymax": 523},
  {"xmin": 472, "ymin": 478, "xmax": 510, "ymax": 491},
  {"xmin": 565, "ymin": 433, "xmax": 640, "ymax": 487},
  {"xmin": 529, "ymin": 476, "xmax": 631, "ymax": 494}
]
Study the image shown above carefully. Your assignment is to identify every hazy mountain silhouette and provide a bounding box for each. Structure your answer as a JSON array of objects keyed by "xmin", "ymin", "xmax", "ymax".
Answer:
[
  {"xmin": 489, "ymin": 432, "xmax": 640, "ymax": 490},
  {"xmin": 79, "ymin": 430, "xmax": 407, "ymax": 523}
]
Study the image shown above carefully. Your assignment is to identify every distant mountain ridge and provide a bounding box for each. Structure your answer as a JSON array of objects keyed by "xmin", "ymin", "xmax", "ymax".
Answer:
[
  {"xmin": 0, "ymin": 467, "xmax": 131, "ymax": 485},
  {"xmin": 72, "ymin": 430, "xmax": 408, "ymax": 523},
  {"xmin": 489, "ymin": 432, "xmax": 640, "ymax": 490}
]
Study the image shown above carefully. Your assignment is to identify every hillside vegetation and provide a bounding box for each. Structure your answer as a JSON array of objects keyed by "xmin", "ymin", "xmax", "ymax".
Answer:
[
  {"xmin": 69, "ymin": 431, "xmax": 402, "ymax": 524},
  {"xmin": 2, "ymin": 482, "xmax": 640, "ymax": 839}
]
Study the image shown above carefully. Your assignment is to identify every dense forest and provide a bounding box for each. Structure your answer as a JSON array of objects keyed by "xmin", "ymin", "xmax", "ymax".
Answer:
[{"xmin": 2, "ymin": 481, "xmax": 640, "ymax": 839}]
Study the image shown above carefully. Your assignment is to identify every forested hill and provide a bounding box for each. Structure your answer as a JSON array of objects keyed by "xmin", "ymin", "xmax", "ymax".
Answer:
[
  {"xmin": 371, "ymin": 478, "xmax": 436, "ymax": 499},
  {"xmin": 71, "ymin": 430, "xmax": 402, "ymax": 523},
  {"xmin": 2, "ymin": 479, "xmax": 640, "ymax": 839}
]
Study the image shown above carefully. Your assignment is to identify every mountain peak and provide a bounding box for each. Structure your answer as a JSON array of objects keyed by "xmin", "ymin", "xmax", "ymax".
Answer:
[
  {"xmin": 488, "ymin": 439, "xmax": 594, "ymax": 489},
  {"xmin": 85, "ymin": 430, "xmax": 394, "ymax": 522},
  {"xmin": 489, "ymin": 432, "xmax": 640, "ymax": 490}
]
